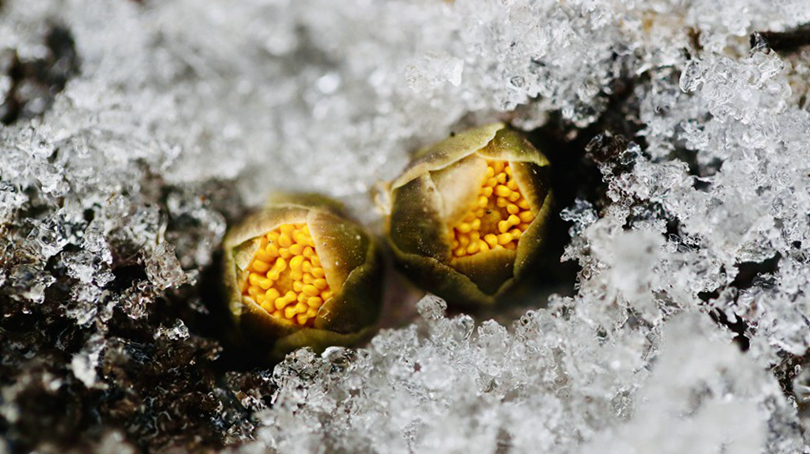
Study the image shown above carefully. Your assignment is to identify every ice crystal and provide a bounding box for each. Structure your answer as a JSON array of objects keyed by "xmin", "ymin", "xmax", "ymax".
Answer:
[
  {"xmin": 144, "ymin": 242, "xmax": 188, "ymax": 290},
  {"xmin": 252, "ymin": 300, "xmax": 803, "ymax": 454}
]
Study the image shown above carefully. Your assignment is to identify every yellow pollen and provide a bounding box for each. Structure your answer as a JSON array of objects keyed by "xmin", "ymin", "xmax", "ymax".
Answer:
[
  {"xmin": 449, "ymin": 160, "xmax": 535, "ymax": 258},
  {"xmin": 278, "ymin": 233, "xmax": 292, "ymax": 248},
  {"xmin": 302, "ymin": 285, "xmax": 320, "ymax": 297},
  {"xmin": 250, "ymin": 260, "xmax": 271, "ymax": 273},
  {"xmin": 313, "ymin": 278, "xmax": 328, "ymax": 290},
  {"xmin": 240, "ymin": 223, "xmax": 333, "ymax": 326},
  {"xmin": 255, "ymin": 248, "xmax": 274, "ymax": 263}
]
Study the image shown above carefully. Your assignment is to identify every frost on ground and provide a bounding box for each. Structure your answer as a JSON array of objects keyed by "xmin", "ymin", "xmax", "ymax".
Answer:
[{"xmin": 1, "ymin": 0, "xmax": 810, "ymax": 453}]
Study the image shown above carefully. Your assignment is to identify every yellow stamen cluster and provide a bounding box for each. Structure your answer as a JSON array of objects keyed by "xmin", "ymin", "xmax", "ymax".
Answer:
[
  {"xmin": 241, "ymin": 223, "xmax": 333, "ymax": 326},
  {"xmin": 450, "ymin": 160, "xmax": 534, "ymax": 258}
]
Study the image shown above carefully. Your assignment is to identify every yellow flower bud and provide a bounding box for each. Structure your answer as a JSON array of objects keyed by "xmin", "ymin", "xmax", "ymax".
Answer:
[
  {"xmin": 222, "ymin": 193, "xmax": 383, "ymax": 359},
  {"xmin": 384, "ymin": 123, "xmax": 552, "ymax": 306}
]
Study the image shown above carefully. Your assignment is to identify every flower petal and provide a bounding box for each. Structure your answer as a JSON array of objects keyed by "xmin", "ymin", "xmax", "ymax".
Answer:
[
  {"xmin": 430, "ymin": 154, "xmax": 488, "ymax": 228},
  {"xmin": 392, "ymin": 122, "xmax": 504, "ymax": 190}
]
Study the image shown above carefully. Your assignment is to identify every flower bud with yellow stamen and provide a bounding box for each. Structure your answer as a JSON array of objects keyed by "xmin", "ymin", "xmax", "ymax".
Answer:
[
  {"xmin": 383, "ymin": 123, "xmax": 552, "ymax": 307},
  {"xmin": 222, "ymin": 193, "xmax": 383, "ymax": 359}
]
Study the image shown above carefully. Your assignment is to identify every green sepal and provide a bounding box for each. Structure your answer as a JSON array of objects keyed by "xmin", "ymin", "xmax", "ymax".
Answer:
[
  {"xmin": 451, "ymin": 248, "xmax": 516, "ymax": 295},
  {"xmin": 514, "ymin": 190, "xmax": 553, "ymax": 279},
  {"xmin": 307, "ymin": 208, "xmax": 369, "ymax": 295},
  {"xmin": 388, "ymin": 174, "xmax": 452, "ymax": 260},
  {"xmin": 393, "ymin": 123, "xmax": 504, "ymax": 190},
  {"xmin": 476, "ymin": 127, "xmax": 550, "ymax": 166},
  {"xmin": 265, "ymin": 191, "xmax": 346, "ymax": 216},
  {"xmin": 270, "ymin": 326, "xmax": 376, "ymax": 361},
  {"xmin": 510, "ymin": 162, "xmax": 551, "ymax": 216},
  {"xmin": 389, "ymin": 243, "xmax": 497, "ymax": 307},
  {"xmin": 314, "ymin": 240, "xmax": 383, "ymax": 334}
]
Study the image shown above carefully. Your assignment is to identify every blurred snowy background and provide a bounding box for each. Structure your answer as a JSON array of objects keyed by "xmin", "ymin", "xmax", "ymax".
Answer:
[{"xmin": 2, "ymin": 0, "xmax": 810, "ymax": 452}]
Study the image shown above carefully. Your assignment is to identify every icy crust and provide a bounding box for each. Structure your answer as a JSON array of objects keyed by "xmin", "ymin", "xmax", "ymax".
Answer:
[
  {"xmin": 249, "ymin": 298, "xmax": 802, "ymax": 454},
  {"xmin": 1, "ymin": 0, "xmax": 810, "ymax": 452}
]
